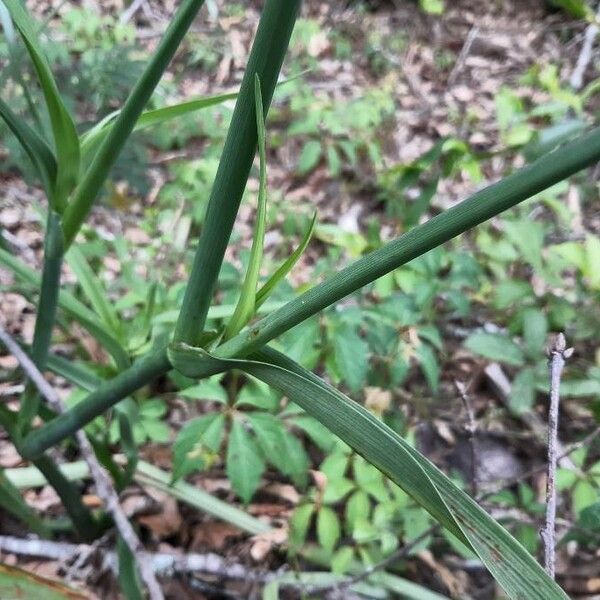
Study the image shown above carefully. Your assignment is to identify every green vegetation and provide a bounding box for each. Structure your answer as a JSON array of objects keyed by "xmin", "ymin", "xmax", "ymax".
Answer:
[{"xmin": 0, "ymin": 1, "xmax": 599, "ymax": 598}]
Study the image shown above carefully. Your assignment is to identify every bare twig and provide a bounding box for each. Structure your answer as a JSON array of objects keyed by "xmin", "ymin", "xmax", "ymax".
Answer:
[
  {"xmin": 447, "ymin": 26, "xmax": 479, "ymax": 87},
  {"xmin": 456, "ymin": 380, "xmax": 479, "ymax": 497},
  {"xmin": 0, "ymin": 326, "xmax": 164, "ymax": 600},
  {"xmin": 570, "ymin": 8, "xmax": 600, "ymax": 90},
  {"xmin": 119, "ymin": 0, "xmax": 148, "ymax": 25},
  {"xmin": 0, "ymin": 535, "xmax": 270, "ymax": 582},
  {"xmin": 479, "ymin": 425, "xmax": 600, "ymax": 500},
  {"xmin": 484, "ymin": 362, "xmax": 577, "ymax": 471},
  {"xmin": 541, "ymin": 334, "xmax": 573, "ymax": 580}
]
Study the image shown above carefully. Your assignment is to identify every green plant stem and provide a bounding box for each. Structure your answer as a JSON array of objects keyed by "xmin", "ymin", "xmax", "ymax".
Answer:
[
  {"xmin": 33, "ymin": 454, "xmax": 100, "ymax": 541},
  {"xmin": 174, "ymin": 0, "xmax": 301, "ymax": 345},
  {"xmin": 60, "ymin": 0, "xmax": 206, "ymax": 248},
  {"xmin": 21, "ymin": 347, "xmax": 171, "ymax": 458},
  {"xmin": 0, "ymin": 405, "xmax": 98, "ymax": 541},
  {"xmin": 20, "ymin": 126, "xmax": 600, "ymax": 452},
  {"xmin": 211, "ymin": 125, "xmax": 600, "ymax": 362},
  {"xmin": 19, "ymin": 211, "xmax": 64, "ymax": 430}
]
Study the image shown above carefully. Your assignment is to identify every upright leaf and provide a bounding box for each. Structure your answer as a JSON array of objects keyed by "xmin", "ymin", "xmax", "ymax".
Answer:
[
  {"xmin": 65, "ymin": 246, "xmax": 121, "ymax": 337},
  {"xmin": 0, "ymin": 97, "xmax": 57, "ymax": 197},
  {"xmin": 2, "ymin": 0, "xmax": 80, "ymax": 211},
  {"xmin": 255, "ymin": 212, "xmax": 317, "ymax": 308},
  {"xmin": 224, "ymin": 76, "xmax": 268, "ymax": 339},
  {"xmin": 168, "ymin": 343, "xmax": 569, "ymax": 600}
]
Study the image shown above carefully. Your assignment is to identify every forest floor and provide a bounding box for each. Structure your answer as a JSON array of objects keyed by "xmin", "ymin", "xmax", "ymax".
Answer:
[{"xmin": 1, "ymin": 0, "xmax": 600, "ymax": 598}]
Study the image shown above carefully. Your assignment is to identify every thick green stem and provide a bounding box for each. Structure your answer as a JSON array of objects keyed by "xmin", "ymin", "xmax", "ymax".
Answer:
[
  {"xmin": 211, "ymin": 125, "xmax": 600, "ymax": 361},
  {"xmin": 33, "ymin": 454, "xmax": 100, "ymax": 541},
  {"xmin": 19, "ymin": 211, "xmax": 64, "ymax": 430},
  {"xmin": 21, "ymin": 347, "xmax": 171, "ymax": 458},
  {"xmin": 20, "ymin": 126, "xmax": 600, "ymax": 450},
  {"xmin": 60, "ymin": 0, "xmax": 206, "ymax": 247},
  {"xmin": 174, "ymin": 0, "xmax": 301, "ymax": 345},
  {"xmin": 0, "ymin": 405, "xmax": 98, "ymax": 540}
]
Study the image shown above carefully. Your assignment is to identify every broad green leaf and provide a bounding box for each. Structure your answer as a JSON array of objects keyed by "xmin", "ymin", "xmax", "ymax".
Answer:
[
  {"xmin": 289, "ymin": 503, "xmax": 314, "ymax": 547},
  {"xmin": 65, "ymin": 246, "xmax": 121, "ymax": 337},
  {"xmin": 0, "ymin": 96, "xmax": 57, "ymax": 198},
  {"xmin": 331, "ymin": 324, "xmax": 369, "ymax": 392},
  {"xmin": 584, "ymin": 234, "xmax": 600, "ymax": 290},
  {"xmin": 3, "ymin": 0, "xmax": 80, "ymax": 211},
  {"xmin": 168, "ymin": 343, "xmax": 569, "ymax": 600},
  {"xmin": 224, "ymin": 76, "xmax": 268, "ymax": 340},
  {"xmin": 180, "ymin": 379, "xmax": 227, "ymax": 403},
  {"xmin": 248, "ymin": 412, "xmax": 308, "ymax": 484},
  {"xmin": 331, "ymin": 546, "xmax": 354, "ymax": 574},
  {"xmin": 521, "ymin": 308, "xmax": 547, "ymax": 359},
  {"xmin": 255, "ymin": 212, "xmax": 317, "ymax": 308},
  {"xmin": 419, "ymin": 0, "xmax": 444, "ymax": 14},
  {"xmin": 173, "ymin": 413, "xmax": 224, "ymax": 481},
  {"xmin": 226, "ymin": 416, "xmax": 265, "ymax": 503},
  {"xmin": 579, "ymin": 501, "xmax": 600, "ymax": 531},
  {"xmin": 509, "ymin": 367, "xmax": 536, "ymax": 414},
  {"xmin": 346, "ymin": 490, "xmax": 371, "ymax": 531},
  {"xmin": 464, "ymin": 331, "xmax": 525, "ymax": 366},
  {"xmin": 298, "ymin": 140, "xmax": 322, "ymax": 174},
  {"xmin": 79, "ymin": 91, "xmax": 238, "ymax": 160},
  {"xmin": 417, "ymin": 342, "xmax": 440, "ymax": 393},
  {"xmin": 317, "ymin": 505, "xmax": 341, "ymax": 552},
  {"xmin": 0, "ymin": 564, "xmax": 87, "ymax": 600}
]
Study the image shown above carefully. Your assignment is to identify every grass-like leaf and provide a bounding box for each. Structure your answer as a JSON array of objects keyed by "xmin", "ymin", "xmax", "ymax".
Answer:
[
  {"xmin": 255, "ymin": 212, "xmax": 317, "ymax": 309},
  {"xmin": 168, "ymin": 342, "xmax": 569, "ymax": 600},
  {"xmin": 0, "ymin": 248, "xmax": 129, "ymax": 369},
  {"xmin": 60, "ymin": 0, "xmax": 207, "ymax": 247},
  {"xmin": 0, "ymin": 97, "xmax": 56, "ymax": 197},
  {"xmin": 224, "ymin": 76, "xmax": 268, "ymax": 340},
  {"xmin": 65, "ymin": 246, "xmax": 122, "ymax": 338},
  {"xmin": 213, "ymin": 125, "xmax": 600, "ymax": 362},
  {"xmin": 0, "ymin": 468, "xmax": 49, "ymax": 537},
  {"xmin": 174, "ymin": 0, "xmax": 301, "ymax": 345},
  {"xmin": 2, "ymin": 0, "xmax": 79, "ymax": 212},
  {"xmin": 80, "ymin": 91, "xmax": 238, "ymax": 161}
]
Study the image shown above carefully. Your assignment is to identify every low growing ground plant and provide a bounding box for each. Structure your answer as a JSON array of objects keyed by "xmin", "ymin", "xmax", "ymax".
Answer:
[{"xmin": 1, "ymin": 0, "xmax": 600, "ymax": 598}]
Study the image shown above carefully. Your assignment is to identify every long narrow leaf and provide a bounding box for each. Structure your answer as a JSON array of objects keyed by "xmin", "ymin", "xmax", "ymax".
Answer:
[
  {"xmin": 2, "ymin": 0, "xmax": 79, "ymax": 211},
  {"xmin": 255, "ymin": 212, "xmax": 316, "ymax": 309},
  {"xmin": 61, "ymin": 0, "xmax": 206, "ymax": 247},
  {"xmin": 65, "ymin": 246, "xmax": 121, "ymax": 337},
  {"xmin": 80, "ymin": 91, "xmax": 238, "ymax": 160},
  {"xmin": 174, "ymin": 0, "xmax": 301, "ymax": 345},
  {"xmin": 224, "ymin": 76, "xmax": 268, "ymax": 340},
  {"xmin": 5, "ymin": 460, "xmax": 271, "ymax": 536},
  {"xmin": 0, "ymin": 97, "xmax": 56, "ymax": 196},
  {"xmin": 0, "ymin": 248, "xmax": 130, "ymax": 369},
  {"xmin": 167, "ymin": 342, "xmax": 569, "ymax": 600},
  {"xmin": 0, "ymin": 468, "xmax": 49, "ymax": 536}
]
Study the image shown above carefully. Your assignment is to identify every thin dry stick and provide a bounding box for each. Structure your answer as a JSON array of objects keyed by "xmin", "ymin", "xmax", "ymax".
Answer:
[
  {"xmin": 480, "ymin": 425, "xmax": 600, "ymax": 500},
  {"xmin": 456, "ymin": 380, "xmax": 479, "ymax": 498},
  {"xmin": 447, "ymin": 26, "xmax": 479, "ymax": 87},
  {"xmin": 541, "ymin": 333, "xmax": 573, "ymax": 580},
  {"xmin": 570, "ymin": 8, "xmax": 600, "ymax": 90},
  {"xmin": 0, "ymin": 326, "xmax": 164, "ymax": 600},
  {"xmin": 0, "ymin": 535, "xmax": 270, "ymax": 582}
]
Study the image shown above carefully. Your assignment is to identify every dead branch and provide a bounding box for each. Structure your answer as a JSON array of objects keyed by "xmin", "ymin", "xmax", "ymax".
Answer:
[
  {"xmin": 541, "ymin": 333, "xmax": 572, "ymax": 579},
  {"xmin": 0, "ymin": 326, "xmax": 164, "ymax": 600}
]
